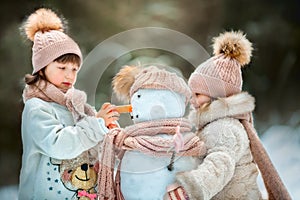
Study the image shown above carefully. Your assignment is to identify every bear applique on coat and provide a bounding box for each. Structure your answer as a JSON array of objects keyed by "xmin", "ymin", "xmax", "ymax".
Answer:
[{"xmin": 52, "ymin": 149, "xmax": 99, "ymax": 200}]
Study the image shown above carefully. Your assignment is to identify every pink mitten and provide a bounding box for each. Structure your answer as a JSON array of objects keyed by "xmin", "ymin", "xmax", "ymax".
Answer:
[{"xmin": 165, "ymin": 183, "xmax": 189, "ymax": 200}]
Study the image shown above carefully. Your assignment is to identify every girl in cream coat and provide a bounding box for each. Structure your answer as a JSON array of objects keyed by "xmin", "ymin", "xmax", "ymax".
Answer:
[
  {"xmin": 175, "ymin": 31, "xmax": 263, "ymax": 200},
  {"xmin": 175, "ymin": 30, "xmax": 291, "ymax": 200},
  {"xmin": 177, "ymin": 92, "xmax": 262, "ymax": 199}
]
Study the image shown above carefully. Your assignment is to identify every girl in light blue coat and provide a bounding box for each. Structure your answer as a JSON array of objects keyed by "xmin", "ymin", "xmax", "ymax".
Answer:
[{"xmin": 18, "ymin": 8, "xmax": 119, "ymax": 200}]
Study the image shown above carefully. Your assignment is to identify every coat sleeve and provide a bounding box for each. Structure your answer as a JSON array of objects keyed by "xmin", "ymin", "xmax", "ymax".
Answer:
[
  {"xmin": 22, "ymin": 99, "xmax": 109, "ymax": 160},
  {"xmin": 176, "ymin": 118, "xmax": 249, "ymax": 200}
]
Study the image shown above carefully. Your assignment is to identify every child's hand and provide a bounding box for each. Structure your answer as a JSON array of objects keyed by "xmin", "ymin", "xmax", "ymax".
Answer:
[{"xmin": 96, "ymin": 102, "xmax": 120, "ymax": 127}]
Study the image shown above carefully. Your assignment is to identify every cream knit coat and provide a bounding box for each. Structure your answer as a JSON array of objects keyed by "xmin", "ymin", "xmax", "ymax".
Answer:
[{"xmin": 176, "ymin": 92, "xmax": 263, "ymax": 200}]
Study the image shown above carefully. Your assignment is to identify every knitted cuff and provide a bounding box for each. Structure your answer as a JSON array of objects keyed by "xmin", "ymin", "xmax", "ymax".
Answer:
[{"xmin": 166, "ymin": 183, "xmax": 189, "ymax": 200}]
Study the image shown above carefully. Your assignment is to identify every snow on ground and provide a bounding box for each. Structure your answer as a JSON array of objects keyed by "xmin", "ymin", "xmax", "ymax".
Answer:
[
  {"xmin": 1, "ymin": 125, "xmax": 299, "ymax": 199},
  {"xmin": 257, "ymin": 125, "xmax": 300, "ymax": 199},
  {"xmin": 0, "ymin": 185, "xmax": 18, "ymax": 200}
]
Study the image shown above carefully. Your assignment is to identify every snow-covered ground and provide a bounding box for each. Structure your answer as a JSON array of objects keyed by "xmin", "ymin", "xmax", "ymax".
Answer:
[
  {"xmin": 1, "ymin": 125, "xmax": 299, "ymax": 199},
  {"xmin": 0, "ymin": 185, "xmax": 18, "ymax": 200},
  {"xmin": 257, "ymin": 125, "xmax": 300, "ymax": 199}
]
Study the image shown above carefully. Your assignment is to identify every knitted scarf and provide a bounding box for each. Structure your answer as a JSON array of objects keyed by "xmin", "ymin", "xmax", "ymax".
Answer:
[
  {"xmin": 22, "ymin": 79, "xmax": 96, "ymax": 120},
  {"xmin": 97, "ymin": 118, "xmax": 207, "ymax": 200},
  {"xmin": 236, "ymin": 113, "xmax": 292, "ymax": 200}
]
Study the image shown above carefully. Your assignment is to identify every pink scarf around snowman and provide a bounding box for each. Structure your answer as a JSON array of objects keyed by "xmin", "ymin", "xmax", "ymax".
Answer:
[{"xmin": 97, "ymin": 118, "xmax": 207, "ymax": 200}]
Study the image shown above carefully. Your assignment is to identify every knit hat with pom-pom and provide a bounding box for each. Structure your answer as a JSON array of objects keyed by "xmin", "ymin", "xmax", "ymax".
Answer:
[
  {"xmin": 112, "ymin": 65, "xmax": 191, "ymax": 104},
  {"xmin": 188, "ymin": 30, "xmax": 253, "ymax": 98},
  {"xmin": 22, "ymin": 8, "xmax": 82, "ymax": 74}
]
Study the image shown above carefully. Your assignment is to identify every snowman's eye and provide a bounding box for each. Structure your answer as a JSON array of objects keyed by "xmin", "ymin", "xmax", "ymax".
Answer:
[
  {"xmin": 137, "ymin": 94, "xmax": 141, "ymax": 98},
  {"xmin": 131, "ymin": 115, "xmax": 134, "ymax": 119},
  {"xmin": 136, "ymin": 115, "xmax": 139, "ymax": 118}
]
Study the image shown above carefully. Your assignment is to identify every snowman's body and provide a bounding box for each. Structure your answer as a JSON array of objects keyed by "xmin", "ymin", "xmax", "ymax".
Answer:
[{"xmin": 120, "ymin": 89, "xmax": 200, "ymax": 200}]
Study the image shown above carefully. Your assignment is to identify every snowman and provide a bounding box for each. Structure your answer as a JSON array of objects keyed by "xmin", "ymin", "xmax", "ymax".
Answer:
[{"xmin": 97, "ymin": 65, "xmax": 206, "ymax": 200}]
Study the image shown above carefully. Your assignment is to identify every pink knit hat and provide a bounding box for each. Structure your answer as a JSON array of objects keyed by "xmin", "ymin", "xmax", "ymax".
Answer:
[
  {"xmin": 188, "ymin": 30, "xmax": 253, "ymax": 98},
  {"xmin": 112, "ymin": 65, "xmax": 191, "ymax": 104},
  {"xmin": 23, "ymin": 8, "xmax": 82, "ymax": 74}
]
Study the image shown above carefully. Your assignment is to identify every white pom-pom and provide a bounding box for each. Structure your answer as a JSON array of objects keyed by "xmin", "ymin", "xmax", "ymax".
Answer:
[{"xmin": 213, "ymin": 30, "xmax": 253, "ymax": 66}]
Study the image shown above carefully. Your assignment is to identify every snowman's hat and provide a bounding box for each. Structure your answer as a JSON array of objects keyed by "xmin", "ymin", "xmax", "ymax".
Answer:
[{"xmin": 112, "ymin": 65, "xmax": 191, "ymax": 104}]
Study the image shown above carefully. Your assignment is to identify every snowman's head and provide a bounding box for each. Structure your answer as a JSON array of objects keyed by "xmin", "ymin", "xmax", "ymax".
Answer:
[
  {"xmin": 131, "ymin": 88, "xmax": 186, "ymax": 123},
  {"xmin": 112, "ymin": 65, "xmax": 191, "ymax": 123}
]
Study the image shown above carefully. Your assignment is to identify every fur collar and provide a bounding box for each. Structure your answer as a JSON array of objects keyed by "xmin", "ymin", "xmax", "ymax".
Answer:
[{"xmin": 189, "ymin": 92, "xmax": 255, "ymax": 129}]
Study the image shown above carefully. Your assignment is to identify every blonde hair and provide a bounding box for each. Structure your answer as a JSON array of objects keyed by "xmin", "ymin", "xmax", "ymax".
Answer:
[{"xmin": 198, "ymin": 101, "xmax": 211, "ymax": 112}]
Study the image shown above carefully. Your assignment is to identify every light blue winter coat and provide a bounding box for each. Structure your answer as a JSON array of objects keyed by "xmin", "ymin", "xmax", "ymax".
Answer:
[{"xmin": 18, "ymin": 97, "xmax": 108, "ymax": 200}]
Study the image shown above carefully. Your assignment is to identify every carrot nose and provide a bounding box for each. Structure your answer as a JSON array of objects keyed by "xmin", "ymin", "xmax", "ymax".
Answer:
[{"xmin": 115, "ymin": 105, "xmax": 132, "ymax": 113}]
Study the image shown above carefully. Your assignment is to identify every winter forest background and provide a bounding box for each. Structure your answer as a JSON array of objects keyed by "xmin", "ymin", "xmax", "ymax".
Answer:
[{"xmin": 0, "ymin": 0, "xmax": 299, "ymax": 199}]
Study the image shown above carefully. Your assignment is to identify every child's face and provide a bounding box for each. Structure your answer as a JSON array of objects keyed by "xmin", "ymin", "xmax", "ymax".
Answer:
[
  {"xmin": 43, "ymin": 61, "xmax": 79, "ymax": 92},
  {"xmin": 190, "ymin": 93, "xmax": 211, "ymax": 109}
]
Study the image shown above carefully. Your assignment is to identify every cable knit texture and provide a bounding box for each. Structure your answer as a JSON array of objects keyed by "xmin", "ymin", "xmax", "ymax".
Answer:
[
  {"xmin": 22, "ymin": 79, "xmax": 95, "ymax": 119},
  {"xmin": 22, "ymin": 8, "xmax": 82, "ymax": 74},
  {"xmin": 188, "ymin": 31, "xmax": 252, "ymax": 98},
  {"xmin": 130, "ymin": 66, "xmax": 191, "ymax": 103},
  {"xmin": 97, "ymin": 118, "xmax": 206, "ymax": 200},
  {"xmin": 32, "ymin": 30, "xmax": 82, "ymax": 73},
  {"xmin": 188, "ymin": 55, "xmax": 242, "ymax": 98}
]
